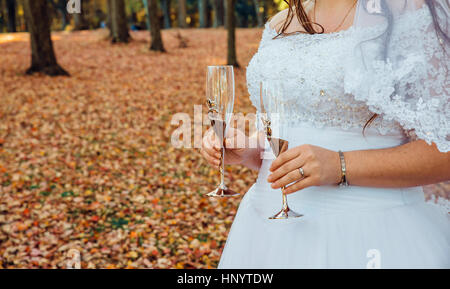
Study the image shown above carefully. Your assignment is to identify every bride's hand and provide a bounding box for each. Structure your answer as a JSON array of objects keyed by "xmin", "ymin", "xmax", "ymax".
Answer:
[
  {"xmin": 267, "ymin": 144, "xmax": 342, "ymax": 194},
  {"xmin": 201, "ymin": 127, "xmax": 249, "ymax": 167}
]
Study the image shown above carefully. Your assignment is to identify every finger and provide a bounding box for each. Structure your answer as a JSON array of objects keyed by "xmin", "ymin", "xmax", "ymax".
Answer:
[
  {"xmin": 207, "ymin": 148, "xmax": 221, "ymax": 163},
  {"xmin": 267, "ymin": 155, "xmax": 306, "ymax": 183},
  {"xmin": 208, "ymin": 130, "xmax": 221, "ymax": 151},
  {"xmin": 203, "ymin": 137, "xmax": 221, "ymax": 158},
  {"xmin": 269, "ymin": 148, "xmax": 301, "ymax": 172},
  {"xmin": 271, "ymin": 169, "xmax": 301, "ymax": 189},
  {"xmin": 205, "ymin": 130, "xmax": 220, "ymax": 149},
  {"xmin": 201, "ymin": 149, "xmax": 220, "ymax": 167},
  {"xmin": 202, "ymin": 140, "xmax": 221, "ymax": 160},
  {"xmin": 283, "ymin": 177, "xmax": 315, "ymax": 195}
]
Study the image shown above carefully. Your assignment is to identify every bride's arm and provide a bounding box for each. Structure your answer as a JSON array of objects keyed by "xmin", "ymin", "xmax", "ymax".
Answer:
[
  {"xmin": 267, "ymin": 140, "xmax": 450, "ymax": 194},
  {"xmin": 344, "ymin": 140, "xmax": 450, "ymax": 187}
]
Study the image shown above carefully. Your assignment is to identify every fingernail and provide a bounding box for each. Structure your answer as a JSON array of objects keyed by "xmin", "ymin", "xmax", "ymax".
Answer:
[{"xmin": 271, "ymin": 183, "xmax": 276, "ymax": 189}]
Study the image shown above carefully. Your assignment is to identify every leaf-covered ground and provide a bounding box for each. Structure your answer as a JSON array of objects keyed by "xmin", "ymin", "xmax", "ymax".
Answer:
[{"xmin": 0, "ymin": 28, "xmax": 448, "ymax": 268}]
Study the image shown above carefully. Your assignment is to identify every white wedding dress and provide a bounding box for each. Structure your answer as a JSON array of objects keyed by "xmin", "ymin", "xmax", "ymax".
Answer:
[{"xmin": 218, "ymin": 2, "xmax": 449, "ymax": 269}]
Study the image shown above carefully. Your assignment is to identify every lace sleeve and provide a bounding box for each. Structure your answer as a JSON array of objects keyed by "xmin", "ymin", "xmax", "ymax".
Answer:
[{"xmin": 344, "ymin": 1, "xmax": 449, "ymax": 152}]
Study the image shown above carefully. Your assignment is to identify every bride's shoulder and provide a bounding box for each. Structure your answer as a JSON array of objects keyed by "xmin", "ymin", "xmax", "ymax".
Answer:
[
  {"xmin": 267, "ymin": 8, "xmax": 290, "ymax": 32},
  {"xmin": 266, "ymin": 1, "xmax": 313, "ymax": 33}
]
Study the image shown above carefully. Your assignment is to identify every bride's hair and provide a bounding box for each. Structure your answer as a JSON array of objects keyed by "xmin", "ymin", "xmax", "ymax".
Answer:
[{"xmin": 274, "ymin": 0, "xmax": 449, "ymax": 132}]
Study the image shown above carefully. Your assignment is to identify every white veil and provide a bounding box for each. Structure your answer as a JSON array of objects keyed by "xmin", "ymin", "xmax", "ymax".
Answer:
[{"xmin": 344, "ymin": 0, "xmax": 449, "ymax": 152}]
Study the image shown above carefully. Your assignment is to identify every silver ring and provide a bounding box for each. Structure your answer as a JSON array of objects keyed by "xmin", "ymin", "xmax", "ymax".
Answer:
[{"xmin": 299, "ymin": 167, "xmax": 305, "ymax": 178}]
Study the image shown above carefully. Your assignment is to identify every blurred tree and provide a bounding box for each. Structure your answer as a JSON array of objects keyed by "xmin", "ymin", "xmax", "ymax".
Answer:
[
  {"xmin": 206, "ymin": 0, "xmax": 212, "ymax": 26},
  {"xmin": 161, "ymin": 0, "xmax": 171, "ymax": 29},
  {"xmin": 0, "ymin": 0, "xmax": 4, "ymax": 32},
  {"xmin": 107, "ymin": 0, "xmax": 112, "ymax": 34},
  {"xmin": 73, "ymin": 14, "xmax": 88, "ymax": 30},
  {"xmin": 142, "ymin": 0, "xmax": 150, "ymax": 29},
  {"xmin": 91, "ymin": 0, "xmax": 107, "ymax": 29},
  {"xmin": 48, "ymin": 0, "xmax": 69, "ymax": 30},
  {"xmin": 263, "ymin": 0, "xmax": 268, "ymax": 21},
  {"xmin": 198, "ymin": 0, "xmax": 207, "ymax": 28},
  {"xmin": 226, "ymin": 0, "xmax": 238, "ymax": 66},
  {"xmin": 235, "ymin": 0, "xmax": 253, "ymax": 27},
  {"xmin": 148, "ymin": 0, "xmax": 165, "ymax": 51},
  {"xmin": 212, "ymin": 0, "xmax": 224, "ymax": 27},
  {"xmin": 265, "ymin": 0, "xmax": 277, "ymax": 20},
  {"xmin": 252, "ymin": 0, "xmax": 263, "ymax": 27},
  {"xmin": 23, "ymin": 0, "xmax": 68, "ymax": 76},
  {"xmin": 110, "ymin": 0, "xmax": 130, "ymax": 42},
  {"xmin": 6, "ymin": 0, "xmax": 16, "ymax": 32},
  {"xmin": 73, "ymin": 1, "xmax": 89, "ymax": 30},
  {"xmin": 178, "ymin": 0, "xmax": 187, "ymax": 28}
]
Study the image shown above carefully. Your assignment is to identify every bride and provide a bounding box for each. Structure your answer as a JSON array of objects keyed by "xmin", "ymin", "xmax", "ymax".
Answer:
[{"xmin": 201, "ymin": 0, "xmax": 449, "ymax": 268}]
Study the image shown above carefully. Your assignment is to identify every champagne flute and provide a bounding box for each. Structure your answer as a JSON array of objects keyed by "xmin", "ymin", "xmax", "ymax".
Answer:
[
  {"xmin": 205, "ymin": 65, "xmax": 239, "ymax": 197},
  {"xmin": 260, "ymin": 81, "xmax": 303, "ymax": 219}
]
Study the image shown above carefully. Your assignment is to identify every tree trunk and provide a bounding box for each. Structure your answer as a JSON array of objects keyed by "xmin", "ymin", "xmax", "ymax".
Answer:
[
  {"xmin": 252, "ymin": 0, "xmax": 263, "ymax": 27},
  {"xmin": 226, "ymin": 0, "xmax": 238, "ymax": 67},
  {"xmin": 206, "ymin": 1, "xmax": 212, "ymax": 27},
  {"xmin": 212, "ymin": 0, "xmax": 224, "ymax": 27},
  {"xmin": 60, "ymin": 10, "xmax": 69, "ymax": 30},
  {"xmin": 161, "ymin": 0, "xmax": 171, "ymax": 29},
  {"xmin": 148, "ymin": 0, "xmax": 165, "ymax": 52},
  {"xmin": 178, "ymin": 0, "xmax": 187, "ymax": 28},
  {"xmin": 199, "ymin": 0, "xmax": 207, "ymax": 28},
  {"xmin": 74, "ymin": 13, "xmax": 89, "ymax": 30},
  {"xmin": 48, "ymin": 0, "xmax": 69, "ymax": 31},
  {"xmin": 22, "ymin": 0, "xmax": 68, "ymax": 76},
  {"xmin": 111, "ymin": 0, "xmax": 130, "ymax": 43},
  {"xmin": 6, "ymin": 0, "xmax": 16, "ymax": 32},
  {"xmin": 142, "ymin": 0, "xmax": 150, "ymax": 29},
  {"xmin": 224, "ymin": 0, "xmax": 228, "ymax": 29},
  {"xmin": 0, "ymin": 0, "xmax": 3, "ymax": 32},
  {"xmin": 264, "ymin": 0, "xmax": 276, "ymax": 20},
  {"xmin": 107, "ymin": 0, "xmax": 113, "ymax": 37},
  {"xmin": 73, "ymin": 1, "xmax": 88, "ymax": 31},
  {"xmin": 216, "ymin": 0, "xmax": 224, "ymax": 27},
  {"xmin": 263, "ymin": 0, "xmax": 268, "ymax": 22}
]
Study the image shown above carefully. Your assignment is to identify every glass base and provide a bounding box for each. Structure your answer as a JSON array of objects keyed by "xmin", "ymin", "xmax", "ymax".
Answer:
[
  {"xmin": 206, "ymin": 186, "xmax": 239, "ymax": 197},
  {"xmin": 269, "ymin": 207, "xmax": 303, "ymax": 219}
]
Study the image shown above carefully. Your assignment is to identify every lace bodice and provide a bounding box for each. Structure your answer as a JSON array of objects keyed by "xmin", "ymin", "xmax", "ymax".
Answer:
[{"xmin": 246, "ymin": 4, "xmax": 449, "ymax": 150}]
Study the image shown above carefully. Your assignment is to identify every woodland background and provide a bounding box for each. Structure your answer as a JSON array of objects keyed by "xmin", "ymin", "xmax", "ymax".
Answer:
[{"xmin": 0, "ymin": 0, "xmax": 448, "ymax": 268}]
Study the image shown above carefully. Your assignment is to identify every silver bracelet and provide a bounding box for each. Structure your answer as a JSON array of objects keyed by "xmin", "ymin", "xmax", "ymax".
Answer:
[{"xmin": 338, "ymin": 151, "xmax": 349, "ymax": 187}]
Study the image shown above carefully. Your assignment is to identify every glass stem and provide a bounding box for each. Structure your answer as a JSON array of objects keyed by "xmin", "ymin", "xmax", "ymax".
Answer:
[
  {"xmin": 219, "ymin": 146, "xmax": 225, "ymax": 188},
  {"xmin": 281, "ymin": 187, "xmax": 288, "ymax": 210}
]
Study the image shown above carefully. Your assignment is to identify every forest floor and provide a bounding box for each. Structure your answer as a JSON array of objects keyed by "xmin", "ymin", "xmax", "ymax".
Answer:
[{"xmin": 0, "ymin": 28, "xmax": 448, "ymax": 268}]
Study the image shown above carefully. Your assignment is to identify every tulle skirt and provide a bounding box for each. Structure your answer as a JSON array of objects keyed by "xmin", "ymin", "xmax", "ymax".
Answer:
[{"xmin": 218, "ymin": 124, "xmax": 450, "ymax": 269}]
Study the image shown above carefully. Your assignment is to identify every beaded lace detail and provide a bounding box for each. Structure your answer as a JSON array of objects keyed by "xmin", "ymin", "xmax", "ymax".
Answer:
[{"xmin": 246, "ymin": 5, "xmax": 449, "ymax": 150}]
